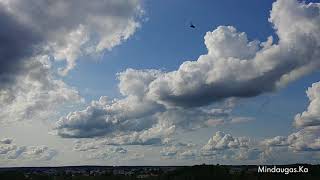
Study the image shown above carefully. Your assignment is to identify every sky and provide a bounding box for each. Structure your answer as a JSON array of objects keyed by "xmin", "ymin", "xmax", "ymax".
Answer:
[{"xmin": 1, "ymin": 0, "xmax": 320, "ymax": 166}]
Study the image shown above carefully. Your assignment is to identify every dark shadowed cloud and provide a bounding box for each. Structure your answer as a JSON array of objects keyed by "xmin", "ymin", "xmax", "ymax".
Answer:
[
  {"xmin": 0, "ymin": 9, "xmax": 43, "ymax": 88},
  {"xmin": 0, "ymin": 0, "xmax": 142, "ymax": 123}
]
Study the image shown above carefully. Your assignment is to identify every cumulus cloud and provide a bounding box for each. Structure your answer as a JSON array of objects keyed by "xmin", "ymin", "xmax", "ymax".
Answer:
[
  {"xmin": 258, "ymin": 143, "xmax": 318, "ymax": 164},
  {"xmin": 261, "ymin": 136, "xmax": 289, "ymax": 147},
  {"xmin": 54, "ymin": 68, "xmax": 241, "ymax": 141},
  {"xmin": 0, "ymin": 138, "xmax": 57, "ymax": 161},
  {"xmin": 102, "ymin": 123, "xmax": 175, "ymax": 145},
  {"xmin": 146, "ymin": 0, "xmax": 320, "ymax": 108},
  {"xmin": 87, "ymin": 146, "xmax": 128, "ymax": 160},
  {"xmin": 155, "ymin": 105, "xmax": 234, "ymax": 131},
  {"xmin": 202, "ymin": 131, "xmax": 249, "ymax": 152},
  {"xmin": 160, "ymin": 140, "xmax": 198, "ymax": 159},
  {"xmin": 73, "ymin": 139, "xmax": 132, "ymax": 162},
  {"xmin": 0, "ymin": 0, "xmax": 142, "ymax": 77},
  {"xmin": 160, "ymin": 146, "xmax": 178, "ymax": 159},
  {"xmin": 54, "ymin": 68, "xmax": 238, "ymax": 141},
  {"xmin": 54, "ymin": 94, "xmax": 235, "ymax": 142},
  {"xmin": 198, "ymin": 131, "xmax": 263, "ymax": 163},
  {"xmin": 287, "ymin": 127, "xmax": 320, "ymax": 152},
  {"xmin": 294, "ymin": 81, "xmax": 320, "ymax": 128},
  {"xmin": 0, "ymin": 0, "xmax": 142, "ymax": 124},
  {"xmin": 73, "ymin": 140, "xmax": 101, "ymax": 152},
  {"xmin": 0, "ymin": 56, "xmax": 82, "ymax": 123},
  {"xmin": 261, "ymin": 82, "xmax": 320, "ymax": 159},
  {"xmin": 55, "ymin": 69, "xmax": 164, "ymax": 138},
  {"xmin": 178, "ymin": 150, "xmax": 196, "ymax": 160},
  {"xmin": 54, "ymin": 94, "xmax": 174, "ymax": 141},
  {"xmin": 70, "ymin": 119, "xmax": 175, "ymax": 147},
  {"xmin": 56, "ymin": 0, "xmax": 320, "ymax": 144},
  {"xmin": 267, "ymin": 82, "xmax": 320, "ymax": 152},
  {"xmin": 234, "ymin": 148, "xmax": 262, "ymax": 161}
]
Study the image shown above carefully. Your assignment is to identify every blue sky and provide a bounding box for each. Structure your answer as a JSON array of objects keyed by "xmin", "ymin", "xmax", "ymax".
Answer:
[
  {"xmin": 67, "ymin": 0, "xmax": 277, "ymax": 100},
  {"xmin": 1, "ymin": 0, "xmax": 320, "ymax": 166},
  {"xmin": 66, "ymin": 0, "xmax": 318, "ymax": 138}
]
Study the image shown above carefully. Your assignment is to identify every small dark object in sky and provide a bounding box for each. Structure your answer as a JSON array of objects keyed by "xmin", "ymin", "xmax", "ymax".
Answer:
[{"xmin": 190, "ymin": 22, "xmax": 196, "ymax": 28}]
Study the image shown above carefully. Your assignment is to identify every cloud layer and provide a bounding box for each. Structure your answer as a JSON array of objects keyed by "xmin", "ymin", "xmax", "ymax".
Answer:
[
  {"xmin": 1, "ymin": 0, "xmax": 320, "ymax": 165},
  {"xmin": 0, "ymin": 138, "xmax": 57, "ymax": 161},
  {"xmin": 55, "ymin": 0, "xmax": 320, "ymax": 149}
]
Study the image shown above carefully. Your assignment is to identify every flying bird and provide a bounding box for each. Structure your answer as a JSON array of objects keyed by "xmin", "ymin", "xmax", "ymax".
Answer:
[{"xmin": 190, "ymin": 22, "xmax": 196, "ymax": 28}]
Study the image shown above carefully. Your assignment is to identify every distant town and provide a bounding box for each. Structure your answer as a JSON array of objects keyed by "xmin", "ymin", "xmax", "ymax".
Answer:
[{"xmin": 0, "ymin": 164, "xmax": 319, "ymax": 180}]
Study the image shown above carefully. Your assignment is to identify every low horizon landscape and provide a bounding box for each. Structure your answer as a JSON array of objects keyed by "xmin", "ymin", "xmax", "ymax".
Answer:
[{"xmin": 1, "ymin": 164, "xmax": 320, "ymax": 179}]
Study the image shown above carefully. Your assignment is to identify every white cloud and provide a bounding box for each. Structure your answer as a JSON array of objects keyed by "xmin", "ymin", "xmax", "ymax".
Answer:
[
  {"xmin": 234, "ymin": 148, "xmax": 261, "ymax": 161},
  {"xmin": 101, "ymin": 122, "xmax": 175, "ymax": 145},
  {"xmin": 55, "ymin": 67, "xmax": 240, "ymax": 140},
  {"xmin": 294, "ymin": 81, "xmax": 320, "ymax": 128},
  {"xmin": 0, "ymin": 138, "xmax": 57, "ymax": 161},
  {"xmin": 73, "ymin": 140, "xmax": 101, "ymax": 152},
  {"xmin": 145, "ymin": 0, "xmax": 320, "ymax": 108},
  {"xmin": 160, "ymin": 140, "xmax": 198, "ymax": 160},
  {"xmin": 198, "ymin": 131, "xmax": 263, "ymax": 162},
  {"xmin": 202, "ymin": 131, "xmax": 249, "ymax": 151},
  {"xmin": 87, "ymin": 146, "xmax": 128, "ymax": 160},
  {"xmin": 178, "ymin": 150, "xmax": 196, "ymax": 160},
  {"xmin": 263, "ymin": 82, "xmax": 320, "ymax": 153},
  {"xmin": 287, "ymin": 127, "xmax": 320, "ymax": 152},
  {"xmin": 54, "ymin": 93, "xmax": 235, "ymax": 143},
  {"xmin": 56, "ymin": 0, "xmax": 320, "ymax": 144},
  {"xmin": 55, "ymin": 69, "xmax": 166, "ymax": 138},
  {"xmin": 0, "ymin": 56, "xmax": 82, "ymax": 123},
  {"xmin": 160, "ymin": 146, "xmax": 178, "ymax": 159},
  {"xmin": 261, "ymin": 136, "xmax": 289, "ymax": 147},
  {"xmin": 118, "ymin": 68, "xmax": 163, "ymax": 98},
  {"xmin": 256, "ymin": 80, "xmax": 320, "ymax": 165},
  {"xmin": 54, "ymin": 93, "xmax": 174, "ymax": 141}
]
